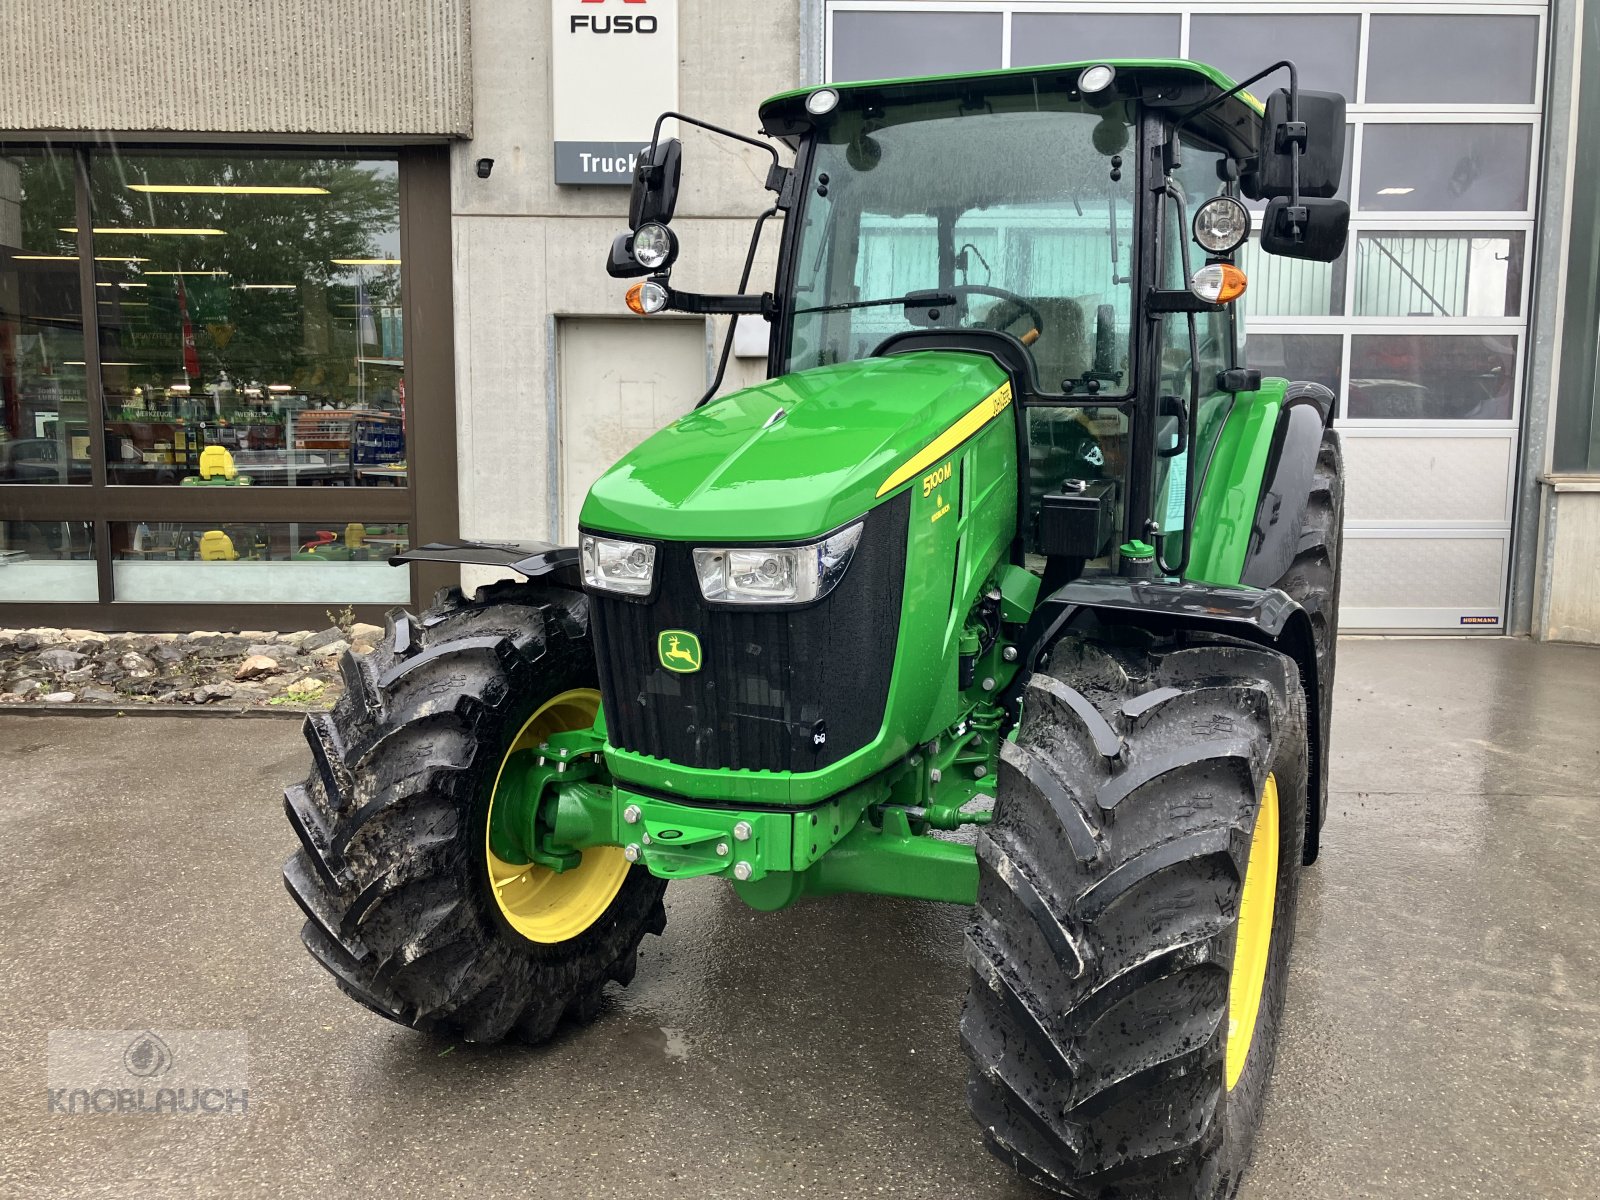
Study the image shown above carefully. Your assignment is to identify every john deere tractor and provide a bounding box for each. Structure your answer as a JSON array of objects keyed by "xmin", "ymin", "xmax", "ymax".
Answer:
[{"xmin": 284, "ymin": 58, "xmax": 1348, "ymax": 1198}]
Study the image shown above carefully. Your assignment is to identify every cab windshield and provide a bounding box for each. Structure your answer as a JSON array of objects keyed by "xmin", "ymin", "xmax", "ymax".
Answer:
[{"xmin": 781, "ymin": 92, "xmax": 1136, "ymax": 397}]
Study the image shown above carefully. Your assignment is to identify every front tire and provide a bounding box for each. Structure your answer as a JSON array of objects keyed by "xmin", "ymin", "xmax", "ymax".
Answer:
[
  {"xmin": 282, "ymin": 581, "xmax": 666, "ymax": 1042},
  {"xmin": 963, "ymin": 631, "xmax": 1308, "ymax": 1198}
]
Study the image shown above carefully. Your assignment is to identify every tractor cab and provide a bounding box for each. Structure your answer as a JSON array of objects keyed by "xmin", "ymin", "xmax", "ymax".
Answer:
[{"xmin": 607, "ymin": 58, "xmax": 1346, "ymax": 581}]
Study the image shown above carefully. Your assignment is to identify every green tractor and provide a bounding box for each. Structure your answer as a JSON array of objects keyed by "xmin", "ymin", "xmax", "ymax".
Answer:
[{"xmin": 284, "ymin": 57, "xmax": 1348, "ymax": 1198}]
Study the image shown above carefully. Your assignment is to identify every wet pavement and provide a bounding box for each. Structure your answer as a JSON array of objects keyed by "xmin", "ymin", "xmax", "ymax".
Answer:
[{"xmin": 0, "ymin": 636, "xmax": 1596, "ymax": 1199}]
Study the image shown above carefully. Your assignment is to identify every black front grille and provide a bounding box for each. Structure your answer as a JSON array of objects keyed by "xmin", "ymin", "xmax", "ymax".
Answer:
[{"xmin": 587, "ymin": 495, "xmax": 909, "ymax": 774}]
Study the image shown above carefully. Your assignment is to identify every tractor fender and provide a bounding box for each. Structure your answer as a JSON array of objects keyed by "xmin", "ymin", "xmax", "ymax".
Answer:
[
  {"xmin": 1009, "ymin": 577, "xmax": 1326, "ymax": 863},
  {"xmin": 389, "ymin": 539, "xmax": 582, "ymax": 589},
  {"xmin": 1239, "ymin": 381, "xmax": 1334, "ymax": 589}
]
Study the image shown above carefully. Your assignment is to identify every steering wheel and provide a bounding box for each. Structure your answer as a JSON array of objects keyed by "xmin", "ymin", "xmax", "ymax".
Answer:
[{"xmin": 952, "ymin": 284, "xmax": 1047, "ymax": 347}]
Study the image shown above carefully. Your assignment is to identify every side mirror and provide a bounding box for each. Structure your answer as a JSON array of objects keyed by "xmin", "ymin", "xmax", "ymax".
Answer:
[
  {"xmin": 1245, "ymin": 88, "xmax": 1345, "ymax": 201},
  {"xmin": 628, "ymin": 137, "xmax": 682, "ymax": 230},
  {"xmin": 1260, "ymin": 196, "xmax": 1349, "ymax": 262}
]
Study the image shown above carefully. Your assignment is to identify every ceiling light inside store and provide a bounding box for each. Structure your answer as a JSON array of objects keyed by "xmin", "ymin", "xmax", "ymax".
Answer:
[
  {"xmin": 20, "ymin": 254, "xmax": 151, "ymax": 262},
  {"xmin": 143, "ymin": 270, "xmax": 229, "ymax": 276},
  {"xmin": 331, "ymin": 258, "xmax": 401, "ymax": 266},
  {"xmin": 128, "ymin": 184, "xmax": 330, "ymax": 195},
  {"xmin": 99, "ymin": 300, "xmax": 148, "ymax": 306},
  {"xmin": 240, "ymin": 284, "xmax": 297, "ymax": 290},
  {"xmin": 61, "ymin": 227, "xmax": 225, "ymax": 236},
  {"xmin": 1377, "ymin": 187, "xmax": 1415, "ymax": 195},
  {"xmin": 95, "ymin": 282, "xmax": 150, "ymax": 288},
  {"xmin": 64, "ymin": 360, "xmax": 138, "ymax": 366},
  {"xmin": 268, "ymin": 384, "xmax": 293, "ymax": 392}
]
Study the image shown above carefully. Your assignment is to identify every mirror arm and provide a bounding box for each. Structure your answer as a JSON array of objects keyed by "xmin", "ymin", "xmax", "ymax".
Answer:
[
  {"xmin": 646, "ymin": 110, "xmax": 786, "ymax": 200},
  {"xmin": 692, "ymin": 203, "xmax": 780, "ymax": 407}
]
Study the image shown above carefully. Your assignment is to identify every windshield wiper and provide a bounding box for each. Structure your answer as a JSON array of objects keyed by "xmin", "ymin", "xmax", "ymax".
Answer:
[{"xmin": 793, "ymin": 288, "xmax": 956, "ymax": 316}]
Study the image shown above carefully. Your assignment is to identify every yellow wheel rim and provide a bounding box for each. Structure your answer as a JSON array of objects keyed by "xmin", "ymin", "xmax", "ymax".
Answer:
[
  {"xmin": 1226, "ymin": 772, "xmax": 1279, "ymax": 1090},
  {"xmin": 484, "ymin": 687, "xmax": 630, "ymax": 944}
]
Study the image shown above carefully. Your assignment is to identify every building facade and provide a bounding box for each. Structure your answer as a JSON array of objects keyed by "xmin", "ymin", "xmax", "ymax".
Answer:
[{"xmin": 0, "ymin": 0, "xmax": 1595, "ymax": 641}]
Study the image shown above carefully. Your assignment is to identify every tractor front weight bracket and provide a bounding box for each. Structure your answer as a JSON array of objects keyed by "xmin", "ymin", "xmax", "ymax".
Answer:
[{"xmin": 495, "ymin": 707, "xmax": 1008, "ymax": 911}]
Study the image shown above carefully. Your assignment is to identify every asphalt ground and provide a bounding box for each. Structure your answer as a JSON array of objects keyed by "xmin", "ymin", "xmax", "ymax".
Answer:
[{"xmin": 1, "ymin": 636, "xmax": 1596, "ymax": 1199}]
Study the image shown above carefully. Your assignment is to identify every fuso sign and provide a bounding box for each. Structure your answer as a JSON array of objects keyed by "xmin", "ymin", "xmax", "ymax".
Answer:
[{"xmin": 551, "ymin": 0, "xmax": 680, "ymax": 186}]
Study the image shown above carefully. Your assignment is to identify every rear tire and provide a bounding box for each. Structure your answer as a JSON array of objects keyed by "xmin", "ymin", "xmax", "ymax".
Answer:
[
  {"xmin": 963, "ymin": 631, "xmax": 1308, "ymax": 1198},
  {"xmin": 1271, "ymin": 429, "xmax": 1343, "ymax": 863},
  {"xmin": 282, "ymin": 581, "xmax": 667, "ymax": 1043}
]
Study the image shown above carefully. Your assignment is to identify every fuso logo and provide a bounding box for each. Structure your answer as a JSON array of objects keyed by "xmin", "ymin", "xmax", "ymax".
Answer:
[{"xmin": 574, "ymin": 0, "xmax": 657, "ymax": 34}]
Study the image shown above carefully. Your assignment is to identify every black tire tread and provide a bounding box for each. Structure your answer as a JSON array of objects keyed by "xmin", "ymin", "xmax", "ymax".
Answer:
[
  {"xmin": 963, "ymin": 631, "xmax": 1308, "ymax": 1198},
  {"xmin": 282, "ymin": 582, "xmax": 667, "ymax": 1042}
]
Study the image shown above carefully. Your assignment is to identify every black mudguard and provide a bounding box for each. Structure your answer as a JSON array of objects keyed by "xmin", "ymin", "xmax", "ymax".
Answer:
[
  {"xmin": 1240, "ymin": 381, "xmax": 1334, "ymax": 588},
  {"xmin": 1009, "ymin": 576, "xmax": 1327, "ymax": 864},
  {"xmin": 389, "ymin": 540, "xmax": 582, "ymax": 589}
]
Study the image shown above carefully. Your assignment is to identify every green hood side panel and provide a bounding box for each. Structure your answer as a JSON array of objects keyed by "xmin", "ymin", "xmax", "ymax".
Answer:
[{"xmin": 579, "ymin": 352, "xmax": 1010, "ymax": 542}]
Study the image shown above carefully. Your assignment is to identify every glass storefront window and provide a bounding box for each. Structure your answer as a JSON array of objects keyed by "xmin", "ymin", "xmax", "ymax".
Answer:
[
  {"xmin": 831, "ymin": 10, "xmax": 1002, "ymax": 82},
  {"xmin": 1359, "ymin": 125, "xmax": 1533, "ymax": 213},
  {"xmin": 111, "ymin": 520, "xmax": 409, "ymax": 604},
  {"xmin": 0, "ymin": 519, "xmax": 96, "ymax": 601},
  {"xmin": 1247, "ymin": 334, "xmax": 1343, "ymax": 399},
  {"xmin": 1011, "ymin": 13, "xmax": 1180, "ymax": 67},
  {"xmin": 1366, "ymin": 16, "xmax": 1540, "ymax": 106},
  {"xmin": 1188, "ymin": 14, "xmax": 1361, "ymax": 100},
  {"xmin": 1355, "ymin": 231, "xmax": 1524, "ymax": 319},
  {"xmin": 1, "ymin": 147, "xmax": 89, "ymax": 484},
  {"xmin": 88, "ymin": 151, "xmax": 404, "ymax": 487},
  {"xmin": 1348, "ymin": 334, "xmax": 1517, "ymax": 421},
  {"xmin": 1238, "ymin": 241, "xmax": 1346, "ymax": 318}
]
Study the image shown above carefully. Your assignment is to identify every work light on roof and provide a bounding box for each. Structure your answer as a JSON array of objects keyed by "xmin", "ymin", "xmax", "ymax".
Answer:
[
  {"xmin": 1077, "ymin": 64, "xmax": 1117, "ymax": 96},
  {"xmin": 805, "ymin": 88, "xmax": 840, "ymax": 115}
]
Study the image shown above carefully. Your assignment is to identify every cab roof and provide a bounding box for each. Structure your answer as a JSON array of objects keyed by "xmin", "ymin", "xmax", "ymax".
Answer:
[{"xmin": 760, "ymin": 58, "xmax": 1263, "ymax": 161}]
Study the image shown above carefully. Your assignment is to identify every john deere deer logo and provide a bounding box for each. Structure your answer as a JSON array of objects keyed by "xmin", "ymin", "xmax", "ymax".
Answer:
[{"xmin": 657, "ymin": 630, "xmax": 702, "ymax": 673}]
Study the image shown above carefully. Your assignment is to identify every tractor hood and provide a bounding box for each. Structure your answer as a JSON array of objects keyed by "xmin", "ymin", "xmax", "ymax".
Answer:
[{"xmin": 579, "ymin": 351, "xmax": 1010, "ymax": 542}]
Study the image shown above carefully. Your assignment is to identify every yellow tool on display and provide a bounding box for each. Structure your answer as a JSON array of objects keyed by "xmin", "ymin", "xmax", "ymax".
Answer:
[{"xmin": 198, "ymin": 530, "xmax": 238, "ymax": 561}]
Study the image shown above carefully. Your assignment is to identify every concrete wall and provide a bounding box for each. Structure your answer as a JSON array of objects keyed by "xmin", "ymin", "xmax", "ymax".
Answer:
[
  {"xmin": 1536, "ymin": 478, "xmax": 1600, "ymax": 643},
  {"xmin": 451, "ymin": 0, "xmax": 801, "ymax": 559},
  {"xmin": 3, "ymin": 0, "xmax": 471, "ymax": 135}
]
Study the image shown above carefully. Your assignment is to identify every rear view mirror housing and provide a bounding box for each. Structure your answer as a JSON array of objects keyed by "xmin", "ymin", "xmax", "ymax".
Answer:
[
  {"xmin": 1260, "ymin": 196, "xmax": 1350, "ymax": 262},
  {"xmin": 1244, "ymin": 89, "xmax": 1345, "ymax": 201},
  {"xmin": 628, "ymin": 137, "xmax": 682, "ymax": 230}
]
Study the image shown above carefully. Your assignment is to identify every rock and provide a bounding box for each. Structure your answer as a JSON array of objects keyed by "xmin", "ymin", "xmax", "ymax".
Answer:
[
  {"xmin": 351, "ymin": 643, "xmax": 375, "ymax": 656},
  {"xmin": 79, "ymin": 687, "xmax": 121, "ymax": 704},
  {"xmin": 349, "ymin": 622, "xmax": 384, "ymax": 646},
  {"xmin": 290, "ymin": 677, "xmax": 326, "ymax": 696},
  {"xmin": 115, "ymin": 677, "xmax": 161, "ymax": 696},
  {"xmin": 42, "ymin": 691, "xmax": 76, "ymax": 703},
  {"xmin": 60, "ymin": 628, "xmax": 109, "ymax": 644},
  {"xmin": 112, "ymin": 635, "xmax": 157, "ymax": 654},
  {"xmin": 229, "ymin": 683, "xmax": 269, "ymax": 703},
  {"xmin": 189, "ymin": 635, "xmax": 251, "ymax": 658},
  {"xmin": 187, "ymin": 630, "xmax": 222, "ymax": 642},
  {"xmin": 36, "ymin": 648, "xmax": 86, "ymax": 672},
  {"xmin": 245, "ymin": 643, "xmax": 301, "ymax": 662},
  {"xmin": 309, "ymin": 638, "xmax": 350, "ymax": 658},
  {"xmin": 11, "ymin": 679, "xmax": 43, "ymax": 698},
  {"xmin": 280, "ymin": 630, "xmax": 313, "ymax": 646},
  {"xmin": 118, "ymin": 652, "xmax": 156, "ymax": 677},
  {"xmin": 151, "ymin": 643, "xmax": 186, "ymax": 664},
  {"xmin": 0, "ymin": 693, "xmax": 21, "ymax": 703},
  {"xmin": 193, "ymin": 683, "xmax": 237, "ymax": 703},
  {"xmin": 63, "ymin": 666, "xmax": 97, "ymax": 685},
  {"xmin": 235, "ymin": 654, "xmax": 286, "ymax": 681},
  {"xmin": 10, "ymin": 633, "xmax": 43, "ymax": 652},
  {"xmin": 300, "ymin": 627, "xmax": 346, "ymax": 652},
  {"xmin": 155, "ymin": 689, "xmax": 183, "ymax": 704},
  {"xmin": 237, "ymin": 630, "xmax": 276, "ymax": 641},
  {"xmin": 149, "ymin": 632, "xmax": 181, "ymax": 643}
]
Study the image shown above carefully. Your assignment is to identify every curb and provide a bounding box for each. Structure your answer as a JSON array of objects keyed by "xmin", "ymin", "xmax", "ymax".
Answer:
[{"xmin": 0, "ymin": 702, "xmax": 319, "ymax": 719}]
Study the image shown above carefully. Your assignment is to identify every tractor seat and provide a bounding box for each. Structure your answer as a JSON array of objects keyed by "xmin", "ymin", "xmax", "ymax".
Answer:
[{"xmin": 979, "ymin": 296, "xmax": 1090, "ymax": 389}]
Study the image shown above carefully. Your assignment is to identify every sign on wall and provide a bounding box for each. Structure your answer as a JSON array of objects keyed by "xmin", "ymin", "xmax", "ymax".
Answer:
[{"xmin": 551, "ymin": 0, "xmax": 679, "ymax": 185}]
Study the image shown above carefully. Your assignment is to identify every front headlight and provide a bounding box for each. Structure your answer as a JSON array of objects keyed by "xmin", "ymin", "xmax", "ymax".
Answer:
[
  {"xmin": 581, "ymin": 535, "xmax": 656, "ymax": 596},
  {"xmin": 693, "ymin": 522, "xmax": 863, "ymax": 605}
]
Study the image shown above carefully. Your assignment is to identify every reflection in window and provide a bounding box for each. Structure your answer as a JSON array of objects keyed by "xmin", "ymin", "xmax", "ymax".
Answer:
[
  {"xmin": 0, "ymin": 148, "xmax": 89, "ymax": 484},
  {"xmin": 0, "ymin": 519, "xmax": 96, "ymax": 601},
  {"xmin": 1360, "ymin": 125, "xmax": 1533, "ymax": 213},
  {"xmin": 88, "ymin": 152, "xmax": 404, "ymax": 487},
  {"xmin": 1349, "ymin": 334, "xmax": 1517, "ymax": 420},
  {"xmin": 1238, "ymin": 240, "xmax": 1346, "ymax": 318},
  {"xmin": 1355, "ymin": 231, "xmax": 1523, "ymax": 318},
  {"xmin": 111, "ymin": 520, "xmax": 409, "ymax": 604},
  {"xmin": 1246, "ymin": 334, "xmax": 1343, "ymax": 397}
]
